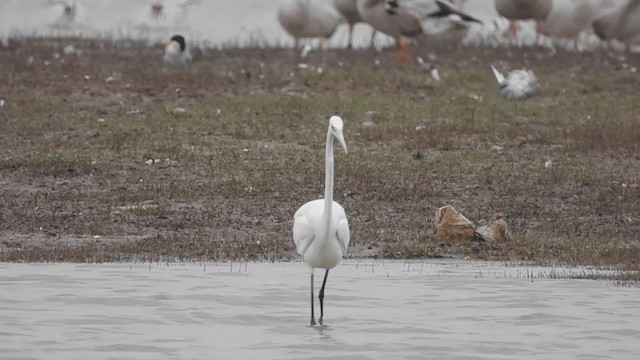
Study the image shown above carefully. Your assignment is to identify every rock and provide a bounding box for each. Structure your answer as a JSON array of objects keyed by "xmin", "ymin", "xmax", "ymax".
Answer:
[
  {"xmin": 475, "ymin": 214, "xmax": 511, "ymax": 243},
  {"xmin": 434, "ymin": 205, "xmax": 475, "ymax": 241}
]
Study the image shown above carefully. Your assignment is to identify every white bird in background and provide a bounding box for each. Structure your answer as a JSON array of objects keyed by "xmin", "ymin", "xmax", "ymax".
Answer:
[
  {"xmin": 356, "ymin": 0, "xmax": 482, "ymax": 63},
  {"xmin": 490, "ymin": 65, "xmax": 539, "ymax": 99},
  {"xmin": 161, "ymin": 34, "xmax": 192, "ymax": 66},
  {"xmin": 593, "ymin": 3, "xmax": 627, "ymax": 49},
  {"xmin": 277, "ymin": 0, "xmax": 342, "ymax": 53},
  {"xmin": 539, "ymin": 0, "xmax": 621, "ymax": 51},
  {"xmin": 608, "ymin": 0, "xmax": 640, "ymax": 49},
  {"xmin": 333, "ymin": 0, "xmax": 377, "ymax": 48},
  {"xmin": 293, "ymin": 115, "xmax": 350, "ymax": 327},
  {"xmin": 493, "ymin": 0, "xmax": 552, "ymax": 39},
  {"xmin": 47, "ymin": 0, "xmax": 78, "ymax": 29}
]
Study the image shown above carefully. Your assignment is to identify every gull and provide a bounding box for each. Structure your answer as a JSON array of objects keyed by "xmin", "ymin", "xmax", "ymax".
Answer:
[
  {"xmin": 493, "ymin": 0, "xmax": 552, "ymax": 39},
  {"xmin": 161, "ymin": 35, "xmax": 192, "ymax": 66},
  {"xmin": 539, "ymin": 0, "xmax": 621, "ymax": 51},
  {"xmin": 333, "ymin": 0, "xmax": 377, "ymax": 48},
  {"xmin": 607, "ymin": 0, "xmax": 640, "ymax": 51},
  {"xmin": 293, "ymin": 115, "xmax": 350, "ymax": 327},
  {"xmin": 490, "ymin": 65, "xmax": 539, "ymax": 99},
  {"xmin": 356, "ymin": 0, "xmax": 482, "ymax": 63},
  {"xmin": 277, "ymin": 0, "xmax": 341, "ymax": 53}
]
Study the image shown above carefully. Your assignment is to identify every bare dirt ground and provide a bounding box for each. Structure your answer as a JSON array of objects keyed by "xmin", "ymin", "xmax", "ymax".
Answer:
[{"xmin": 0, "ymin": 37, "xmax": 638, "ymax": 279}]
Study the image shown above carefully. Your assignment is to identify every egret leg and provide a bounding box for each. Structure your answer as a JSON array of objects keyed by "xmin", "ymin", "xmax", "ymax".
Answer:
[
  {"xmin": 318, "ymin": 269, "xmax": 329, "ymax": 325},
  {"xmin": 310, "ymin": 273, "xmax": 316, "ymax": 326},
  {"xmin": 347, "ymin": 23, "xmax": 353, "ymax": 49}
]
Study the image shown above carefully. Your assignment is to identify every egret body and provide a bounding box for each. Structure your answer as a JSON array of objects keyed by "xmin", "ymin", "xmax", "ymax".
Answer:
[{"xmin": 293, "ymin": 116, "xmax": 350, "ymax": 327}]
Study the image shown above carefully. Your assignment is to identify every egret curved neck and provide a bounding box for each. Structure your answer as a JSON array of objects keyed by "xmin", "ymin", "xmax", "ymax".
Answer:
[{"xmin": 323, "ymin": 128, "xmax": 335, "ymax": 226}]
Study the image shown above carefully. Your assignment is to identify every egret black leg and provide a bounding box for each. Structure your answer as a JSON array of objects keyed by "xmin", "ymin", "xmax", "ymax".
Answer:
[
  {"xmin": 310, "ymin": 273, "xmax": 316, "ymax": 326},
  {"xmin": 318, "ymin": 269, "xmax": 329, "ymax": 325}
]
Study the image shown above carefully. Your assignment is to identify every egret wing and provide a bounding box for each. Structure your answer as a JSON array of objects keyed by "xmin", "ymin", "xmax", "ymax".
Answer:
[
  {"xmin": 336, "ymin": 217, "xmax": 350, "ymax": 255},
  {"xmin": 293, "ymin": 215, "xmax": 315, "ymax": 256}
]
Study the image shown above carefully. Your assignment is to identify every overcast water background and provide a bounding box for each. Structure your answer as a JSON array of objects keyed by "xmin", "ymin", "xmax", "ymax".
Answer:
[{"xmin": 1, "ymin": 260, "xmax": 639, "ymax": 360}]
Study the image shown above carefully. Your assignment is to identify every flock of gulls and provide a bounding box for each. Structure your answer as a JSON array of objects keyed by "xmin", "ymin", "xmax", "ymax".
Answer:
[
  {"xmin": 33, "ymin": 0, "xmax": 640, "ymax": 326},
  {"xmin": 275, "ymin": 0, "xmax": 640, "ymax": 53}
]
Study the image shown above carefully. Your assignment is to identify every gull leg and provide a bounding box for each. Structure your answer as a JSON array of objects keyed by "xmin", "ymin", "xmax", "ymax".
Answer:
[
  {"xmin": 310, "ymin": 272, "xmax": 316, "ymax": 326},
  {"xmin": 319, "ymin": 38, "xmax": 326, "ymax": 66},
  {"xmin": 395, "ymin": 40, "xmax": 413, "ymax": 64},
  {"xmin": 507, "ymin": 21, "xmax": 518, "ymax": 39},
  {"xmin": 370, "ymin": 29, "xmax": 377, "ymax": 49},
  {"xmin": 535, "ymin": 22, "xmax": 543, "ymax": 44},
  {"xmin": 318, "ymin": 269, "xmax": 329, "ymax": 325}
]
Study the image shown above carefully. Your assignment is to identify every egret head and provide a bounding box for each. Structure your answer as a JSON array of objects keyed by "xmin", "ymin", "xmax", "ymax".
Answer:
[{"xmin": 329, "ymin": 116, "xmax": 347, "ymax": 155}]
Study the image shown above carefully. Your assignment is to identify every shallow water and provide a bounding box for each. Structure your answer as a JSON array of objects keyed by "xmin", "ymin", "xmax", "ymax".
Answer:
[{"xmin": 1, "ymin": 260, "xmax": 638, "ymax": 360}]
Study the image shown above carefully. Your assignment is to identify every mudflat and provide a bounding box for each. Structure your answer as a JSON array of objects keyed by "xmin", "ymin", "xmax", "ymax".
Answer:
[{"xmin": 0, "ymin": 38, "xmax": 638, "ymax": 280}]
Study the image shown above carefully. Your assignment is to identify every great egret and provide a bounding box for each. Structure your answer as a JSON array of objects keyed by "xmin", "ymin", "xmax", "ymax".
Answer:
[
  {"xmin": 493, "ymin": 0, "xmax": 552, "ymax": 39},
  {"xmin": 293, "ymin": 115, "xmax": 350, "ymax": 327},
  {"xmin": 161, "ymin": 35, "xmax": 192, "ymax": 66}
]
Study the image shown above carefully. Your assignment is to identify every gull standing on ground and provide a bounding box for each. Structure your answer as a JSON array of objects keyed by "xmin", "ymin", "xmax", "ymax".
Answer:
[
  {"xmin": 493, "ymin": 0, "xmax": 552, "ymax": 39},
  {"xmin": 333, "ymin": 0, "xmax": 377, "ymax": 48},
  {"xmin": 356, "ymin": 0, "xmax": 482, "ymax": 63},
  {"xmin": 593, "ymin": 3, "xmax": 626, "ymax": 49},
  {"xmin": 293, "ymin": 115, "xmax": 350, "ymax": 327},
  {"xmin": 161, "ymin": 35, "xmax": 192, "ymax": 66},
  {"xmin": 490, "ymin": 65, "xmax": 539, "ymax": 99},
  {"xmin": 607, "ymin": 0, "xmax": 640, "ymax": 50},
  {"xmin": 277, "ymin": 0, "xmax": 342, "ymax": 54},
  {"xmin": 539, "ymin": 0, "xmax": 621, "ymax": 51}
]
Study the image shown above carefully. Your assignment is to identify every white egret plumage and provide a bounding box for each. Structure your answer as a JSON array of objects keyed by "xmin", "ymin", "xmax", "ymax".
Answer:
[
  {"xmin": 293, "ymin": 115, "xmax": 350, "ymax": 327},
  {"xmin": 161, "ymin": 34, "xmax": 192, "ymax": 66},
  {"xmin": 490, "ymin": 65, "xmax": 539, "ymax": 99}
]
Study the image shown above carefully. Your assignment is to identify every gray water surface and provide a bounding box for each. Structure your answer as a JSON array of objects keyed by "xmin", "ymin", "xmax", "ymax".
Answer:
[{"xmin": 1, "ymin": 260, "xmax": 639, "ymax": 360}]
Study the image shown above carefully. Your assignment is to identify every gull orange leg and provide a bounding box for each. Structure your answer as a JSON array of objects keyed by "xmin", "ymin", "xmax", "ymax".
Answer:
[
  {"xmin": 319, "ymin": 38, "xmax": 327, "ymax": 65},
  {"xmin": 535, "ymin": 21, "xmax": 544, "ymax": 44},
  {"xmin": 507, "ymin": 21, "xmax": 518, "ymax": 38},
  {"xmin": 394, "ymin": 40, "xmax": 413, "ymax": 64}
]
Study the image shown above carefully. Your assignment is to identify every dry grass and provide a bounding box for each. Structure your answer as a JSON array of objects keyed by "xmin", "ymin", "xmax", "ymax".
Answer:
[{"xmin": 0, "ymin": 38, "xmax": 638, "ymax": 281}]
